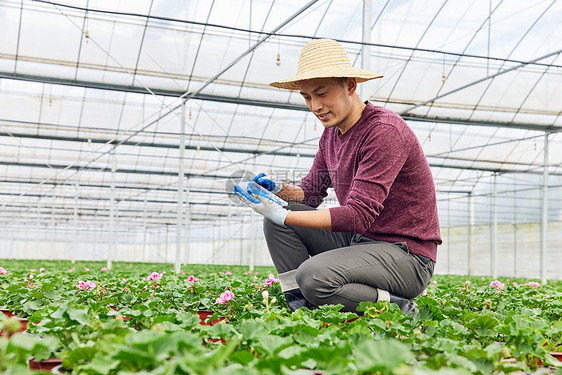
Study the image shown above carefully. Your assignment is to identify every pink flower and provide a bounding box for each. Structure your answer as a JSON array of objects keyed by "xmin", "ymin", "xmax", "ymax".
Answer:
[
  {"xmin": 68, "ymin": 268, "xmax": 74, "ymax": 273},
  {"xmin": 101, "ymin": 267, "xmax": 108, "ymax": 272},
  {"xmin": 219, "ymin": 290, "xmax": 234, "ymax": 303},
  {"xmin": 162, "ymin": 271, "xmax": 166, "ymax": 274},
  {"xmin": 421, "ymin": 289, "xmax": 427, "ymax": 296},
  {"xmin": 0, "ymin": 267, "xmax": 7, "ymax": 274},
  {"xmin": 513, "ymin": 282, "xmax": 518, "ymax": 286},
  {"xmin": 225, "ymin": 271, "xmax": 232, "ymax": 276},
  {"xmin": 525, "ymin": 281, "xmax": 540, "ymax": 288},
  {"xmin": 432, "ymin": 280, "xmax": 437, "ymax": 284},
  {"xmin": 187, "ymin": 275, "xmax": 199, "ymax": 282},
  {"xmin": 39, "ymin": 267, "xmax": 45, "ymax": 273},
  {"xmin": 262, "ymin": 290, "xmax": 269, "ymax": 299},
  {"xmin": 264, "ymin": 273, "xmax": 279, "ymax": 288},
  {"xmin": 216, "ymin": 297, "xmax": 225, "ymax": 305},
  {"xmin": 122, "ymin": 278, "xmax": 127, "ymax": 283},
  {"xmin": 146, "ymin": 272, "xmax": 162, "ymax": 281},
  {"xmin": 464, "ymin": 280, "xmax": 471, "ymax": 286},
  {"xmin": 78, "ymin": 281, "xmax": 96, "ymax": 290},
  {"xmin": 84, "ymin": 267, "xmax": 90, "ymax": 272},
  {"xmin": 489, "ymin": 280, "xmax": 505, "ymax": 290}
]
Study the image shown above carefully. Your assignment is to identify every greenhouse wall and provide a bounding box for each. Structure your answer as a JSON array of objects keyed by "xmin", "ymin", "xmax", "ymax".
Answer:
[
  {"xmin": 1, "ymin": 220, "xmax": 561, "ymax": 279},
  {"xmin": 0, "ymin": 221, "xmax": 275, "ymax": 268},
  {"xmin": 436, "ymin": 220, "xmax": 562, "ymax": 280}
]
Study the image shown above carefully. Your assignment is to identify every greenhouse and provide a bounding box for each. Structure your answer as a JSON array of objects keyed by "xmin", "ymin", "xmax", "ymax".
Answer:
[{"xmin": 1, "ymin": 0, "xmax": 561, "ymax": 374}]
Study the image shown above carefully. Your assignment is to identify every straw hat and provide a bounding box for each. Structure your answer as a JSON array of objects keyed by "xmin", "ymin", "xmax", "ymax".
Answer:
[{"xmin": 269, "ymin": 39, "xmax": 383, "ymax": 90}]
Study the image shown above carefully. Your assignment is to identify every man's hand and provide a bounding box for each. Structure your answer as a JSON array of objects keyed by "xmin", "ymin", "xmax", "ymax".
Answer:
[
  {"xmin": 252, "ymin": 173, "xmax": 283, "ymax": 194},
  {"xmin": 234, "ymin": 185, "xmax": 289, "ymax": 226}
]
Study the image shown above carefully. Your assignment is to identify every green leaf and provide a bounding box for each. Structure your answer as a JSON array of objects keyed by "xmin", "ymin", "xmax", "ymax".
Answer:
[
  {"xmin": 78, "ymin": 356, "xmax": 120, "ymax": 374},
  {"xmin": 51, "ymin": 301, "xmax": 68, "ymax": 319},
  {"xmin": 237, "ymin": 319, "xmax": 266, "ymax": 340},
  {"xmin": 209, "ymin": 322, "xmax": 237, "ymax": 339},
  {"xmin": 253, "ymin": 335, "xmax": 293, "ymax": 356},
  {"xmin": 9, "ymin": 333, "xmax": 38, "ymax": 351},
  {"xmin": 175, "ymin": 312, "xmax": 200, "ymax": 329},
  {"xmin": 228, "ymin": 350, "xmax": 255, "ymax": 366},
  {"xmin": 67, "ymin": 307, "xmax": 90, "ymax": 325},
  {"xmin": 355, "ymin": 338, "xmax": 414, "ymax": 373},
  {"xmin": 22, "ymin": 300, "xmax": 44, "ymax": 315}
]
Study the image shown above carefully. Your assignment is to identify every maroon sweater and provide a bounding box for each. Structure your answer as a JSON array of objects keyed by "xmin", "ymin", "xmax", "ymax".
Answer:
[{"xmin": 299, "ymin": 102, "xmax": 441, "ymax": 261}]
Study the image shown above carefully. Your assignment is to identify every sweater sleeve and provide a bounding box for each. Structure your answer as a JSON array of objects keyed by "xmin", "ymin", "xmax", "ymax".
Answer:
[
  {"xmin": 329, "ymin": 124, "xmax": 409, "ymax": 233},
  {"xmin": 298, "ymin": 142, "xmax": 331, "ymax": 208}
]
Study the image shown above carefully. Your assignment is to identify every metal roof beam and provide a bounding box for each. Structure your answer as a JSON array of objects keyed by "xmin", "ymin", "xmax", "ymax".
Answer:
[
  {"xmin": 0, "ymin": 129, "xmax": 316, "ymax": 158},
  {"xmin": 1, "ymin": 158, "xmax": 560, "ymax": 176},
  {"xmin": 1, "ymin": 72, "xmax": 560, "ymax": 132}
]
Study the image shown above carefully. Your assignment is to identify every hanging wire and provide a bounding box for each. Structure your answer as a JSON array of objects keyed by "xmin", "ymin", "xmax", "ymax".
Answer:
[{"xmin": 441, "ymin": 53, "xmax": 446, "ymax": 84}]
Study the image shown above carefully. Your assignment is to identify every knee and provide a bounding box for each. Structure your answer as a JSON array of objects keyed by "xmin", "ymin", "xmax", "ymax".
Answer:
[{"xmin": 295, "ymin": 260, "xmax": 331, "ymax": 305}]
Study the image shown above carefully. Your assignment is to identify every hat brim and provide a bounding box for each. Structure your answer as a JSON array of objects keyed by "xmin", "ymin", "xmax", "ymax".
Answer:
[{"xmin": 269, "ymin": 67, "xmax": 383, "ymax": 90}]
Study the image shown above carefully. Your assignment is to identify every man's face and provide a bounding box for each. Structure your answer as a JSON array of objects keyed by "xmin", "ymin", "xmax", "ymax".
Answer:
[{"xmin": 299, "ymin": 77, "xmax": 355, "ymax": 132}]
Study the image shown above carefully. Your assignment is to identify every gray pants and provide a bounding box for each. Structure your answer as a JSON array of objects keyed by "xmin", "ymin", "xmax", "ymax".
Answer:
[{"xmin": 264, "ymin": 202, "xmax": 435, "ymax": 312}]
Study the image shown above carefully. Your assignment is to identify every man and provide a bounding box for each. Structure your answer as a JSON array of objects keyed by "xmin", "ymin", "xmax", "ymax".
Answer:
[{"xmin": 236, "ymin": 38, "xmax": 441, "ymax": 316}]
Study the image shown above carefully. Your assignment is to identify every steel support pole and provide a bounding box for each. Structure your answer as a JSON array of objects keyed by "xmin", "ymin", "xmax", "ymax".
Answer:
[
  {"xmin": 184, "ymin": 181, "xmax": 191, "ymax": 266},
  {"xmin": 51, "ymin": 193, "xmax": 56, "ymax": 253},
  {"xmin": 513, "ymin": 179, "xmax": 517, "ymax": 278},
  {"xmin": 165, "ymin": 225, "xmax": 169, "ymax": 262},
  {"xmin": 143, "ymin": 197, "xmax": 148, "ymax": 262},
  {"xmin": 467, "ymin": 192, "xmax": 472, "ymax": 276},
  {"xmin": 447, "ymin": 196, "xmax": 450, "ymax": 274},
  {"xmin": 72, "ymin": 181, "xmax": 78, "ymax": 263},
  {"xmin": 540, "ymin": 133, "xmax": 549, "ymax": 284},
  {"xmin": 175, "ymin": 100, "xmax": 186, "ymax": 273},
  {"xmin": 107, "ymin": 146, "xmax": 116, "ymax": 270},
  {"xmin": 491, "ymin": 173, "xmax": 497, "ymax": 278},
  {"xmin": 249, "ymin": 212, "xmax": 255, "ymax": 271},
  {"xmin": 212, "ymin": 223, "xmax": 216, "ymax": 264},
  {"xmin": 36, "ymin": 199, "xmax": 40, "ymax": 254},
  {"xmin": 361, "ymin": 0, "xmax": 372, "ymax": 101}
]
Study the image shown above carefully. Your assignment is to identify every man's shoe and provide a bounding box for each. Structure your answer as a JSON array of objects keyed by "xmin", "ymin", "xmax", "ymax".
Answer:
[
  {"xmin": 377, "ymin": 289, "xmax": 418, "ymax": 317},
  {"xmin": 389, "ymin": 292, "xmax": 418, "ymax": 317},
  {"xmin": 284, "ymin": 289, "xmax": 317, "ymax": 312}
]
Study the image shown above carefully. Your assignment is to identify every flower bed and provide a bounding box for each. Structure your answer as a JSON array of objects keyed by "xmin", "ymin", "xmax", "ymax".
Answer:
[{"xmin": 0, "ymin": 259, "xmax": 561, "ymax": 374}]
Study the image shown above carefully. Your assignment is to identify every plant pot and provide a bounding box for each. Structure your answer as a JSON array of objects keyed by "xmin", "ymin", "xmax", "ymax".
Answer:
[
  {"xmin": 198, "ymin": 310, "xmax": 227, "ymax": 345},
  {"xmin": 18, "ymin": 317, "xmax": 28, "ymax": 332},
  {"xmin": 1, "ymin": 308, "xmax": 14, "ymax": 318},
  {"xmin": 51, "ymin": 364, "xmax": 70, "ymax": 374},
  {"xmin": 110, "ymin": 306, "xmax": 132, "ymax": 322},
  {"xmin": 28, "ymin": 358, "xmax": 63, "ymax": 371},
  {"xmin": 551, "ymin": 352, "xmax": 562, "ymax": 362},
  {"xmin": 197, "ymin": 310, "xmax": 223, "ymax": 326},
  {"xmin": 0, "ymin": 317, "xmax": 27, "ymax": 336}
]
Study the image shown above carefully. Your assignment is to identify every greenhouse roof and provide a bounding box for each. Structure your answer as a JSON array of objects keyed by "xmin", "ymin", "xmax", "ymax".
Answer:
[{"xmin": 1, "ymin": 0, "xmax": 561, "ymax": 231}]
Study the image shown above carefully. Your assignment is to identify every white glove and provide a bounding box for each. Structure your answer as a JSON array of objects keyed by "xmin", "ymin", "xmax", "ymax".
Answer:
[{"xmin": 235, "ymin": 184, "xmax": 289, "ymax": 226}]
